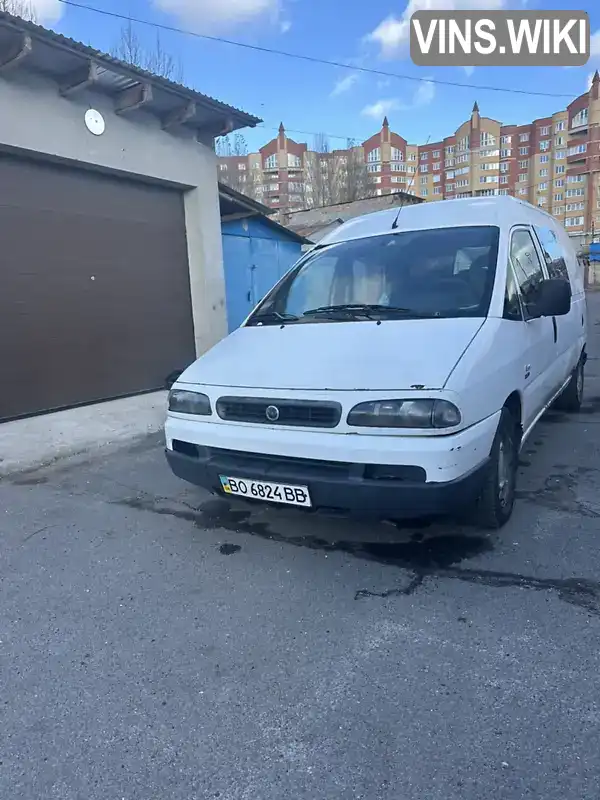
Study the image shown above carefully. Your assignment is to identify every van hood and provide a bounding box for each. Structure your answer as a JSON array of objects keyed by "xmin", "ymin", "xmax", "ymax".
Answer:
[{"xmin": 178, "ymin": 319, "xmax": 485, "ymax": 392}]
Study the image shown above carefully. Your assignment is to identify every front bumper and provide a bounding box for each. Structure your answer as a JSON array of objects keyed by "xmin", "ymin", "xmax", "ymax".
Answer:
[{"xmin": 165, "ymin": 443, "xmax": 490, "ymax": 519}]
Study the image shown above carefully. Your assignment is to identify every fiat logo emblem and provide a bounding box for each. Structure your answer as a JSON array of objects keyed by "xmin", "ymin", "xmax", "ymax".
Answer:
[{"xmin": 265, "ymin": 405, "xmax": 280, "ymax": 422}]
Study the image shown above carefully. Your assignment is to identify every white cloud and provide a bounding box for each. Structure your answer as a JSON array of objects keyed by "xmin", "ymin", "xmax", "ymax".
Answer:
[
  {"xmin": 413, "ymin": 78, "xmax": 435, "ymax": 106},
  {"xmin": 331, "ymin": 73, "xmax": 359, "ymax": 97},
  {"xmin": 361, "ymin": 79, "xmax": 435, "ymax": 119},
  {"xmin": 365, "ymin": 0, "xmax": 506, "ymax": 59},
  {"xmin": 592, "ymin": 29, "xmax": 600, "ymax": 58},
  {"xmin": 153, "ymin": 0, "xmax": 280, "ymax": 31},
  {"xmin": 7, "ymin": 0, "xmax": 63, "ymax": 24},
  {"xmin": 280, "ymin": 20, "xmax": 291, "ymax": 32},
  {"xmin": 361, "ymin": 98, "xmax": 400, "ymax": 118}
]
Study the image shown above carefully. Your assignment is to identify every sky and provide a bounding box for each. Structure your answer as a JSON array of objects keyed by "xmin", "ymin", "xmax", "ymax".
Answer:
[{"xmin": 21, "ymin": 0, "xmax": 600, "ymax": 152}]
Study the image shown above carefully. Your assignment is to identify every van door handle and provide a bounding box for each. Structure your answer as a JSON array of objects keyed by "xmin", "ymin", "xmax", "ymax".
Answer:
[{"xmin": 552, "ymin": 316, "xmax": 557, "ymax": 343}]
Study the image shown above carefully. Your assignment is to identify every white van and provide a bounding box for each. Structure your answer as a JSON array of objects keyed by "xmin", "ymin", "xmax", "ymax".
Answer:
[{"xmin": 165, "ymin": 196, "xmax": 587, "ymax": 529}]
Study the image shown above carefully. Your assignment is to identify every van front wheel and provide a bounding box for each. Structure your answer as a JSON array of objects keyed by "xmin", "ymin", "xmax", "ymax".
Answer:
[
  {"xmin": 554, "ymin": 356, "xmax": 584, "ymax": 412},
  {"xmin": 471, "ymin": 407, "xmax": 519, "ymax": 530}
]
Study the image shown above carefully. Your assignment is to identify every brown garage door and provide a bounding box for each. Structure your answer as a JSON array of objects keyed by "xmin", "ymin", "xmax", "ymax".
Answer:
[{"xmin": 0, "ymin": 154, "xmax": 196, "ymax": 421}]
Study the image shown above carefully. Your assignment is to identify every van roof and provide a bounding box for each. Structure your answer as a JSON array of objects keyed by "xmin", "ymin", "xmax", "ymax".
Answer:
[{"xmin": 317, "ymin": 195, "xmax": 559, "ymax": 247}]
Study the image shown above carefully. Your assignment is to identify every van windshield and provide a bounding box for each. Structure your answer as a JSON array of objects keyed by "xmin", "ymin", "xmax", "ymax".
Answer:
[{"xmin": 247, "ymin": 225, "xmax": 500, "ymax": 324}]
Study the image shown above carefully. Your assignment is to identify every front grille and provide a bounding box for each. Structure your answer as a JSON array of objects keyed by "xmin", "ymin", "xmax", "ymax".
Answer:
[{"xmin": 216, "ymin": 397, "xmax": 342, "ymax": 428}]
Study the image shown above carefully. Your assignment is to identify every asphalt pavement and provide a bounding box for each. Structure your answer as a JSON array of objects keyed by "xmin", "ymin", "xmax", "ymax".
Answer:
[{"xmin": 2, "ymin": 294, "xmax": 600, "ymax": 800}]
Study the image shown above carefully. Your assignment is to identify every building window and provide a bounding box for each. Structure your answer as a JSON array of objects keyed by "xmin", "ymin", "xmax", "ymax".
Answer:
[
  {"xmin": 565, "ymin": 216, "xmax": 584, "ymax": 227},
  {"xmin": 420, "ymin": 152, "xmax": 429, "ymax": 161},
  {"xmin": 433, "ymin": 174, "xmax": 441, "ymax": 183},
  {"xmin": 567, "ymin": 174, "xmax": 585, "ymax": 183},
  {"xmin": 555, "ymin": 121, "xmax": 566, "ymax": 132},
  {"xmin": 420, "ymin": 175, "xmax": 428, "ymax": 184},
  {"xmin": 519, "ymin": 133, "xmax": 530, "ymax": 142},
  {"xmin": 264, "ymin": 154, "xmax": 278, "ymax": 169},
  {"xmin": 432, "ymin": 150, "xmax": 441, "ymax": 158},
  {"xmin": 499, "ymin": 189, "xmax": 509, "ymax": 195},
  {"xmin": 446, "ymin": 145, "xmax": 455, "ymax": 154},
  {"xmin": 555, "ymin": 165, "xmax": 566, "ymax": 175},
  {"xmin": 500, "ymin": 175, "xmax": 509, "ymax": 184},
  {"xmin": 421, "ymin": 189, "xmax": 428, "ymax": 196},
  {"xmin": 571, "ymin": 108, "xmax": 589, "ymax": 128},
  {"xmin": 540, "ymin": 155, "xmax": 549, "ymax": 164},
  {"xmin": 238, "ymin": 163, "xmax": 246, "ymax": 170},
  {"xmin": 500, "ymin": 148, "xmax": 512, "ymax": 158},
  {"xmin": 433, "ymin": 186, "xmax": 442, "ymax": 195},
  {"xmin": 555, "ymin": 151, "xmax": 566, "ymax": 160},
  {"xmin": 540, "ymin": 126, "xmax": 551, "ymax": 136},
  {"xmin": 540, "ymin": 140, "xmax": 550, "ymax": 152},
  {"xmin": 538, "ymin": 182, "xmax": 548, "ymax": 191},
  {"xmin": 390, "ymin": 162, "xmax": 406, "ymax": 172},
  {"xmin": 537, "ymin": 197, "xmax": 547, "ymax": 206},
  {"xmin": 555, "ymin": 136, "xmax": 565, "ymax": 146},
  {"xmin": 519, "ymin": 173, "xmax": 528, "ymax": 182},
  {"xmin": 539, "ymin": 169, "xmax": 549, "ymax": 178},
  {"xmin": 391, "ymin": 147, "xmax": 404, "ymax": 161},
  {"xmin": 407, "ymin": 165, "xmax": 416, "ymax": 174},
  {"xmin": 519, "ymin": 147, "xmax": 529, "ymax": 156},
  {"xmin": 219, "ymin": 163, "xmax": 227, "ymax": 171},
  {"xmin": 367, "ymin": 147, "xmax": 381, "ymax": 163},
  {"xmin": 554, "ymin": 193, "xmax": 563, "ymax": 202},
  {"xmin": 445, "ymin": 158, "xmax": 455, "ymax": 167},
  {"xmin": 480, "ymin": 131, "xmax": 496, "ymax": 147},
  {"xmin": 287, "ymin": 154, "xmax": 302, "ymax": 168},
  {"xmin": 567, "ymin": 144, "xmax": 587, "ymax": 156},
  {"xmin": 518, "ymin": 187, "xmax": 527, "ymax": 195},
  {"xmin": 480, "ymin": 175, "xmax": 498, "ymax": 183},
  {"xmin": 555, "ymin": 179, "xmax": 565, "ymax": 187},
  {"xmin": 420, "ymin": 165, "xmax": 429, "ymax": 174},
  {"xmin": 408, "ymin": 151, "xmax": 417, "ymax": 161},
  {"xmin": 566, "ymin": 188, "xmax": 585, "ymax": 197},
  {"xmin": 518, "ymin": 160, "xmax": 529, "ymax": 169},
  {"xmin": 367, "ymin": 164, "xmax": 378, "ymax": 173},
  {"xmin": 501, "ymin": 135, "xmax": 512, "ymax": 145},
  {"xmin": 433, "ymin": 162, "xmax": 441, "ymax": 170},
  {"xmin": 566, "ymin": 202, "xmax": 585, "ymax": 212}
]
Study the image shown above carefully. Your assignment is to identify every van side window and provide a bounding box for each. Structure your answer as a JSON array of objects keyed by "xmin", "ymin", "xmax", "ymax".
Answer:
[
  {"xmin": 509, "ymin": 229, "xmax": 546, "ymax": 316},
  {"xmin": 533, "ymin": 225, "xmax": 570, "ymax": 283},
  {"xmin": 503, "ymin": 263, "xmax": 523, "ymax": 320}
]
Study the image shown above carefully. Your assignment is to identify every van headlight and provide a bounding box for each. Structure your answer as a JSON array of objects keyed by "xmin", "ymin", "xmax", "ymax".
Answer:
[
  {"xmin": 347, "ymin": 399, "xmax": 461, "ymax": 429},
  {"xmin": 168, "ymin": 389, "xmax": 212, "ymax": 416}
]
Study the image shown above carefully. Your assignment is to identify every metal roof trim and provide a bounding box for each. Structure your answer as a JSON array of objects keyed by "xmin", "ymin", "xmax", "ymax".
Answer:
[{"xmin": 0, "ymin": 9, "xmax": 261, "ymax": 128}]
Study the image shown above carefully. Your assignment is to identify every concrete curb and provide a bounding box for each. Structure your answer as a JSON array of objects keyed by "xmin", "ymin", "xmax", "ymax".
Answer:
[{"xmin": 0, "ymin": 391, "xmax": 167, "ymax": 478}]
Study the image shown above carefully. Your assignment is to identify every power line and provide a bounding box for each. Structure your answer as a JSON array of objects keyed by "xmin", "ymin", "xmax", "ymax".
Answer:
[{"xmin": 57, "ymin": 0, "xmax": 578, "ymax": 100}]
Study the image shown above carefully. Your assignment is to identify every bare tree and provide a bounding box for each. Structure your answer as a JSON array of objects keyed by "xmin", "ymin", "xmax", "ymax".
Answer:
[
  {"xmin": 112, "ymin": 20, "xmax": 183, "ymax": 82},
  {"xmin": 216, "ymin": 133, "xmax": 248, "ymax": 158},
  {"xmin": 335, "ymin": 139, "xmax": 375, "ymax": 203},
  {"xmin": 303, "ymin": 135, "xmax": 374, "ymax": 209},
  {"xmin": 0, "ymin": 0, "xmax": 37, "ymax": 20}
]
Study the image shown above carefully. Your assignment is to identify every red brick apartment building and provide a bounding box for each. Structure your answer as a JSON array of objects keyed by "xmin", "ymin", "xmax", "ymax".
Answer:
[{"xmin": 219, "ymin": 72, "xmax": 600, "ymax": 246}]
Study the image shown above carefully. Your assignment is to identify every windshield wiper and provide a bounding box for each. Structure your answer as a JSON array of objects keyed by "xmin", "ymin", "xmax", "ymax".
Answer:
[
  {"xmin": 303, "ymin": 304, "xmax": 439, "ymax": 319},
  {"xmin": 249, "ymin": 310, "xmax": 300, "ymax": 325}
]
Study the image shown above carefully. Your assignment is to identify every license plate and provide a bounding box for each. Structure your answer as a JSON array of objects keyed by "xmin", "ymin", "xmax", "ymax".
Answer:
[{"xmin": 219, "ymin": 475, "xmax": 312, "ymax": 507}]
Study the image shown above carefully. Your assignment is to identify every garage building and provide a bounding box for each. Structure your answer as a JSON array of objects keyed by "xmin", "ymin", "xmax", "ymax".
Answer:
[{"xmin": 0, "ymin": 11, "xmax": 259, "ymax": 421}]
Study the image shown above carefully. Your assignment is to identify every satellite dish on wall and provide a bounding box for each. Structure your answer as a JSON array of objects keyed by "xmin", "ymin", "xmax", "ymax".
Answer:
[{"xmin": 85, "ymin": 108, "xmax": 105, "ymax": 136}]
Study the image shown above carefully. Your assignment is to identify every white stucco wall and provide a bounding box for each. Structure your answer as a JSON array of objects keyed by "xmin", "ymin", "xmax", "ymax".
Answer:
[{"xmin": 0, "ymin": 68, "xmax": 227, "ymax": 357}]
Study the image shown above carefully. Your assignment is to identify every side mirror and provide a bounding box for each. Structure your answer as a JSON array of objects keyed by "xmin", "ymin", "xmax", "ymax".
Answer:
[{"xmin": 527, "ymin": 278, "xmax": 571, "ymax": 319}]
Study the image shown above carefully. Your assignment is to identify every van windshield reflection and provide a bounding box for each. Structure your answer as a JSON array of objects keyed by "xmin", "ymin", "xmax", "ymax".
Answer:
[{"xmin": 247, "ymin": 226, "xmax": 500, "ymax": 325}]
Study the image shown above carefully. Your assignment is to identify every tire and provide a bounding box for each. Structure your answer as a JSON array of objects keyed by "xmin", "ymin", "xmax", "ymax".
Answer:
[
  {"xmin": 471, "ymin": 407, "xmax": 519, "ymax": 530},
  {"xmin": 554, "ymin": 356, "xmax": 584, "ymax": 413}
]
